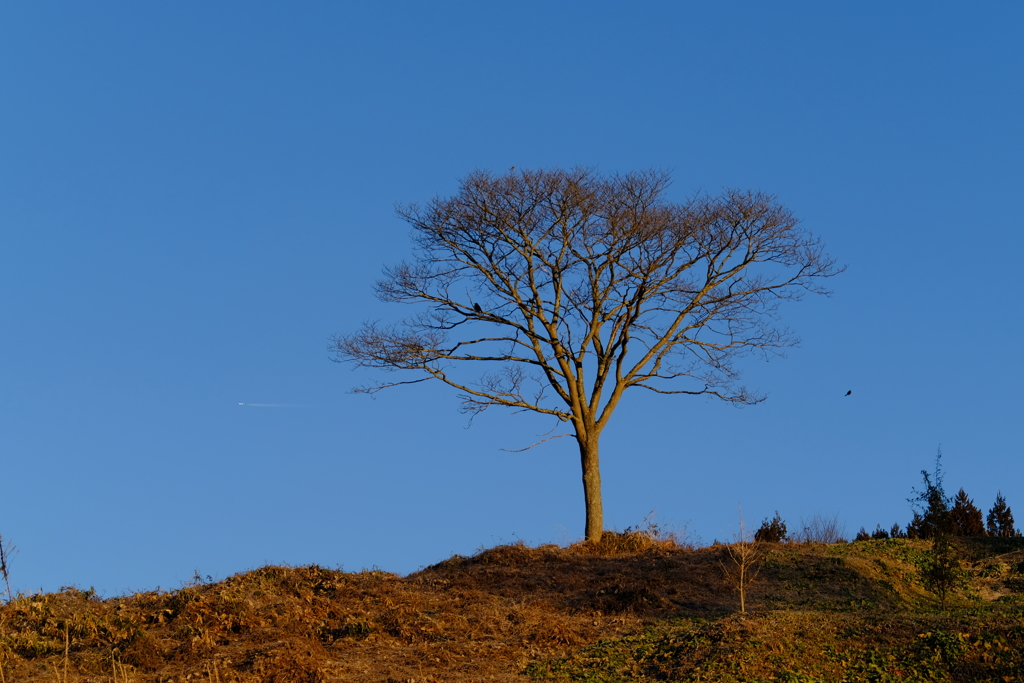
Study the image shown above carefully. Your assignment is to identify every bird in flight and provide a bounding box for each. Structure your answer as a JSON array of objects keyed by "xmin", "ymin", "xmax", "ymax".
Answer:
[{"xmin": 845, "ymin": 390, "xmax": 852, "ymax": 396}]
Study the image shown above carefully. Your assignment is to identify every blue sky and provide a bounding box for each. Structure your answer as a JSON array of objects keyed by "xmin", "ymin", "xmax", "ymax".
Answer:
[{"xmin": 1, "ymin": 2, "xmax": 1022, "ymax": 596}]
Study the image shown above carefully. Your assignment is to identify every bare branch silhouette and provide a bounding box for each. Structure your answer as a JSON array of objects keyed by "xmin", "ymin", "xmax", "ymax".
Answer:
[{"xmin": 332, "ymin": 168, "xmax": 842, "ymax": 540}]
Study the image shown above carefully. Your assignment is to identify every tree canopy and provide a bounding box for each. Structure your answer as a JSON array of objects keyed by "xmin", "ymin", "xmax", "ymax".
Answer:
[{"xmin": 333, "ymin": 168, "xmax": 841, "ymax": 540}]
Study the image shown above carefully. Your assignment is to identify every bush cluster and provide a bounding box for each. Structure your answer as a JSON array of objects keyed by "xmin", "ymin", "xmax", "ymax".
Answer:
[{"xmin": 754, "ymin": 511, "xmax": 788, "ymax": 543}]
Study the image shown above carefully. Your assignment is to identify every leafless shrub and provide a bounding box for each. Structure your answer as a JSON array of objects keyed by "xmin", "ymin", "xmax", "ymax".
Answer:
[
  {"xmin": 0, "ymin": 535, "xmax": 14, "ymax": 604},
  {"xmin": 571, "ymin": 511, "xmax": 699, "ymax": 556},
  {"xmin": 625, "ymin": 511, "xmax": 700, "ymax": 550},
  {"xmin": 796, "ymin": 513, "xmax": 847, "ymax": 544},
  {"xmin": 721, "ymin": 506, "xmax": 762, "ymax": 613}
]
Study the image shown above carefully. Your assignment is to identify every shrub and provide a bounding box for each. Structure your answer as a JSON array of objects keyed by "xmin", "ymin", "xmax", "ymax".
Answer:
[
  {"xmin": 796, "ymin": 513, "xmax": 846, "ymax": 543},
  {"xmin": 923, "ymin": 532, "xmax": 966, "ymax": 610},
  {"xmin": 854, "ymin": 523, "xmax": 896, "ymax": 542},
  {"xmin": 754, "ymin": 511, "xmax": 787, "ymax": 543}
]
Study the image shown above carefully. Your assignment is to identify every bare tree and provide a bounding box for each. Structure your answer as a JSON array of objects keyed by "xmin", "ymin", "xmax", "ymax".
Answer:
[
  {"xmin": 721, "ymin": 506, "xmax": 761, "ymax": 613},
  {"xmin": 332, "ymin": 168, "xmax": 840, "ymax": 541}
]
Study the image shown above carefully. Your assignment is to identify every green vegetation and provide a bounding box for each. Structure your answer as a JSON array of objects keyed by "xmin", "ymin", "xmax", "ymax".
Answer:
[
  {"xmin": 526, "ymin": 537, "xmax": 1024, "ymax": 683},
  {"xmin": 519, "ymin": 449, "xmax": 1024, "ymax": 683}
]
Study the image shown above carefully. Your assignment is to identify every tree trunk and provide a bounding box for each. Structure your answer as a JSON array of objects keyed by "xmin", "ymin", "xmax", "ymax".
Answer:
[{"xmin": 578, "ymin": 431, "xmax": 604, "ymax": 542}]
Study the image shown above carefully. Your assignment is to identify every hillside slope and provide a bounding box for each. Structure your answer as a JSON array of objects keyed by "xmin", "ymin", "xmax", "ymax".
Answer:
[{"xmin": 2, "ymin": 535, "xmax": 1023, "ymax": 682}]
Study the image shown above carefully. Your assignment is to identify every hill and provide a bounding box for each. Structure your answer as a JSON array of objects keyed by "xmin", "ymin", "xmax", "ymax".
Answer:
[{"xmin": 2, "ymin": 533, "xmax": 1024, "ymax": 682}]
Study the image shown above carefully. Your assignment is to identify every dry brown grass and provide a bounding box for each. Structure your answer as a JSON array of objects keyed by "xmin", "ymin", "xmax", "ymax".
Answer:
[
  {"xmin": 0, "ymin": 533, "xmax": 699, "ymax": 683},
  {"xmin": 0, "ymin": 535, "xmax": 1022, "ymax": 682}
]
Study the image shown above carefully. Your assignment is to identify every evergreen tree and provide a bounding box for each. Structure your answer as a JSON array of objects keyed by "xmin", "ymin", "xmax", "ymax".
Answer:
[
  {"xmin": 754, "ymin": 512, "xmax": 788, "ymax": 543},
  {"xmin": 906, "ymin": 449, "xmax": 950, "ymax": 540},
  {"xmin": 908, "ymin": 449, "xmax": 962, "ymax": 608},
  {"xmin": 923, "ymin": 530, "xmax": 961, "ymax": 610},
  {"xmin": 906, "ymin": 512, "xmax": 925, "ymax": 539},
  {"xmin": 949, "ymin": 488, "xmax": 986, "ymax": 536},
  {"xmin": 987, "ymin": 491, "xmax": 1020, "ymax": 538}
]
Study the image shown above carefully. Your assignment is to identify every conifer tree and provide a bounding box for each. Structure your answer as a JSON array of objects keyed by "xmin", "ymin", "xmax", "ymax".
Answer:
[
  {"xmin": 949, "ymin": 488, "xmax": 986, "ymax": 536},
  {"xmin": 987, "ymin": 491, "xmax": 1020, "ymax": 538},
  {"xmin": 924, "ymin": 530, "xmax": 960, "ymax": 610},
  {"xmin": 754, "ymin": 512, "xmax": 788, "ymax": 543},
  {"xmin": 908, "ymin": 449, "xmax": 962, "ymax": 608},
  {"xmin": 906, "ymin": 450, "xmax": 950, "ymax": 540},
  {"xmin": 906, "ymin": 512, "xmax": 925, "ymax": 539}
]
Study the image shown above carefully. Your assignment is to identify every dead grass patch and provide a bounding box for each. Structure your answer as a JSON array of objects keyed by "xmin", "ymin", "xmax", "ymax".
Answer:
[{"xmin": 1, "ymin": 537, "xmax": 1022, "ymax": 681}]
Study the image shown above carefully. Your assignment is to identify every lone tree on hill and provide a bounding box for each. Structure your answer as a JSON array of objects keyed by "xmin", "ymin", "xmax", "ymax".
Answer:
[{"xmin": 332, "ymin": 168, "xmax": 840, "ymax": 541}]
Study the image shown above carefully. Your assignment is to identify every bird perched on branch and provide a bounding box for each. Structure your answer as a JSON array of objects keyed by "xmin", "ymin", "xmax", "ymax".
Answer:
[{"xmin": 473, "ymin": 303, "xmax": 483, "ymax": 313}]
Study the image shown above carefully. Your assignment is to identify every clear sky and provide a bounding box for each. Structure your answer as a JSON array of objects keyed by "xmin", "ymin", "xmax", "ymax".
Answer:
[{"xmin": 2, "ymin": 2, "xmax": 1022, "ymax": 596}]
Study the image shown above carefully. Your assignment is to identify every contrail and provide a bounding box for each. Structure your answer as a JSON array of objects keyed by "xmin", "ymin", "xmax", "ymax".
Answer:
[{"xmin": 237, "ymin": 403, "xmax": 305, "ymax": 407}]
